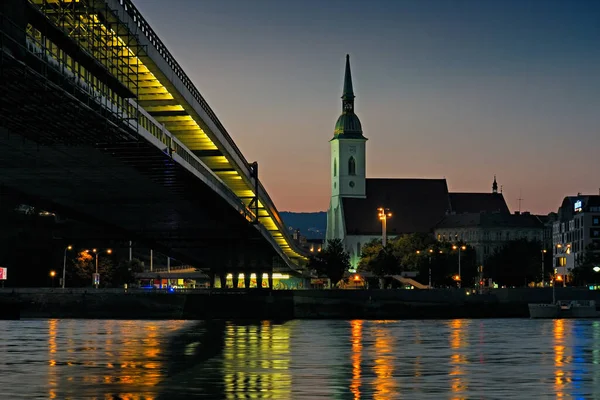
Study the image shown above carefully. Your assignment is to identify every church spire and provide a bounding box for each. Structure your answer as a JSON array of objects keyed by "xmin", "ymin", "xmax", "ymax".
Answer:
[
  {"xmin": 342, "ymin": 54, "xmax": 355, "ymax": 114},
  {"xmin": 333, "ymin": 54, "xmax": 364, "ymax": 139},
  {"xmin": 492, "ymin": 175, "xmax": 498, "ymax": 194}
]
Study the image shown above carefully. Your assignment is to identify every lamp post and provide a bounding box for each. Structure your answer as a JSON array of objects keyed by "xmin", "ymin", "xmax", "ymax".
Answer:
[
  {"xmin": 87, "ymin": 248, "xmax": 112, "ymax": 288},
  {"xmin": 50, "ymin": 270, "xmax": 56, "ymax": 288},
  {"xmin": 378, "ymin": 207, "xmax": 392, "ymax": 246},
  {"xmin": 452, "ymin": 245, "xmax": 467, "ymax": 288},
  {"xmin": 541, "ymin": 249, "xmax": 547, "ymax": 287},
  {"xmin": 62, "ymin": 245, "xmax": 72, "ymax": 289},
  {"xmin": 416, "ymin": 249, "xmax": 435, "ymax": 288}
]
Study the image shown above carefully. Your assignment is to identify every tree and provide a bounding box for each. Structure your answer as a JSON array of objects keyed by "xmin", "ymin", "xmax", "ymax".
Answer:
[
  {"xmin": 111, "ymin": 258, "xmax": 144, "ymax": 287},
  {"xmin": 485, "ymin": 239, "xmax": 541, "ymax": 287},
  {"xmin": 572, "ymin": 243, "xmax": 600, "ymax": 286},
  {"xmin": 309, "ymin": 239, "xmax": 350, "ymax": 287},
  {"xmin": 68, "ymin": 250, "xmax": 114, "ymax": 287}
]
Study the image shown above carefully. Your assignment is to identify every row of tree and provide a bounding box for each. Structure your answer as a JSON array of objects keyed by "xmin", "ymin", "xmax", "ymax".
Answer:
[
  {"xmin": 309, "ymin": 234, "xmax": 600, "ymax": 288},
  {"xmin": 66, "ymin": 251, "xmax": 144, "ymax": 288}
]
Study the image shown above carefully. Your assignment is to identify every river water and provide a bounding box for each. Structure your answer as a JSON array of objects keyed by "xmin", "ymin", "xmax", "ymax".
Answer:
[{"xmin": 0, "ymin": 318, "xmax": 599, "ymax": 399}]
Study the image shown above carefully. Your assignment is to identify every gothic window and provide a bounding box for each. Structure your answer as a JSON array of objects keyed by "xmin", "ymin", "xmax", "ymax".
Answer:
[
  {"xmin": 333, "ymin": 158, "xmax": 337, "ymax": 177},
  {"xmin": 348, "ymin": 157, "xmax": 356, "ymax": 176}
]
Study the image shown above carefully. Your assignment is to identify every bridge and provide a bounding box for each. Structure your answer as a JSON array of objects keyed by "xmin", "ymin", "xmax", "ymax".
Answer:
[{"xmin": 0, "ymin": 0, "xmax": 310, "ymax": 284}]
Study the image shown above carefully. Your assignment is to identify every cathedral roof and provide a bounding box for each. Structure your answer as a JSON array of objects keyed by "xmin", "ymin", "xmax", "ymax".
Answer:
[
  {"xmin": 342, "ymin": 178, "xmax": 451, "ymax": 235},
  {"xmin": 435, "ymin": 212, "xmax": 543, "ymax": 230},
  {"xmin": 448, "ymin": 193, "xmax": 509, "ymax": 214}
]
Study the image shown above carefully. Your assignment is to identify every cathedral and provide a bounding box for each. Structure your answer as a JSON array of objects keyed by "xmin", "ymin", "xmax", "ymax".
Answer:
[{"xmin": 326, "ymin": 55, "xmax": 509, "ymax": 268}]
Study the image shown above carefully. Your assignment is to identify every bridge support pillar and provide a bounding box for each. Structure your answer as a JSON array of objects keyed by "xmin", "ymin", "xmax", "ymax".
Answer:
[
  {"xmin": 208, "ymin": 272, "xmax": 216, "ymax": 289},
  {"xmin": 231, "ymin": 272, "xmax": 239, "ymax": 290},
  {"xmin": 244, "ymin": 273, "xmax": 251, "ymax": 289},
  {"xmin": 256, "ymin": 272, "xmax": 263, "ymax": 290},
  {"xmin": 267, "ymin": 272, "xmax": 274, "ymax": 290},
  {"xmin": 219, "ymin": 272, "xmax": 227, "ymax": 289}
]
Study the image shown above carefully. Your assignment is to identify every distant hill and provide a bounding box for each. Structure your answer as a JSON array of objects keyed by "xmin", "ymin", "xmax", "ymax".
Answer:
[{"xmin": 279, "ymin": 211, "xmax": 327, "ymax": 240}]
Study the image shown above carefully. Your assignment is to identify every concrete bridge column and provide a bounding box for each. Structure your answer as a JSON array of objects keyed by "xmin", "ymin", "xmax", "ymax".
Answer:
[
  {"xmin": 244, "ymin": 273, "xmax": 251, "ymax": 289},
  {"xmin": 209, "ymin": 271, "xmax": 216, "ymax": 289},
  {"xmin": 255, "ymin": 272, "xmax": 264, "ymax": 289},
  {"xmin": 267, "ymin": 272, "xmax": 274, "ymax": 290},
  {"xmin": 231, "ymin": 272, "xmax": 239, "ymax": 289},
  {"xmin": 219, "ymin": 272, "xmax": 227, "ymax": 289}
]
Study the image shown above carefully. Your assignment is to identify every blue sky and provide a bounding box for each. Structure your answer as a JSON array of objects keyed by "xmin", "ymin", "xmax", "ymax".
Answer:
[{"xmin": 135, "ymin": 0, "xmax": 600, "ymax": 213}]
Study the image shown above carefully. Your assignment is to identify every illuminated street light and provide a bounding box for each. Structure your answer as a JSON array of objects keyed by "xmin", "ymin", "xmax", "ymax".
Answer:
[
  {"xmin": 378, "ymin": 207, "xmax": 392, "ymax": 246},
  {"xmin": 62, "ymin": 245, "xmax": 73, "ymax": 289},
  {"xmin": 90, "ymin": 248, "xmax": 112, "ymax": 289},
  {"xmin": 452, "ymin": 245, "xmax": 467, "ymax": 288},
  {"xmin": 541, "ymin": 249, "xmax": 547, "ymax": 287},
  {"xmin": 50, "ymin": 270, "xmax": 56, "ymax": 288}
]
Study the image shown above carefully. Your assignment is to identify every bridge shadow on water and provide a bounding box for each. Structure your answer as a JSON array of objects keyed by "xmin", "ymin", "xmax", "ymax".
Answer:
[{"xmin": 153, "ymin": 319, "xmax": 292, "ymax": 399}]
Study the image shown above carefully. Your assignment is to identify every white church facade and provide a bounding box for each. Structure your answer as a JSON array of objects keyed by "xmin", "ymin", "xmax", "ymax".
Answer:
[{"xmin": 326, "ymin": 55, "xmax": 511, "ymax": 269}]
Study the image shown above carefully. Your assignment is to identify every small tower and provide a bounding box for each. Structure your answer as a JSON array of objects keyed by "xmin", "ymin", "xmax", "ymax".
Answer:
[
  {"xmin": 330, "ymin": 54, "xmax": 367, "ymax": 199},
  {"xmin": 492, "ymin": 175, "xmax": 498, "ymax": 194}
]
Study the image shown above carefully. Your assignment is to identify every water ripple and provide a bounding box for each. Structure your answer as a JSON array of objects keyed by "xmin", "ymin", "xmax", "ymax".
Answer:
[{"xmin": 0, "ymin": 319, "xmax": 600, "ymax": 399}]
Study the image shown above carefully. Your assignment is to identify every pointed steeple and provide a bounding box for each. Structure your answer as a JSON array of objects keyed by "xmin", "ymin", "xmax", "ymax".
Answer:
[
  {"xmin": 492, "ymin": 175, "xmax": 498, "ymax": 194},
  {"xmin": 333, "ymin": 54, "xmax": 364, "ymax": 139},
  {"xmin": 342, "ymin": 54, "xmax": 355, "ymax": 101}
]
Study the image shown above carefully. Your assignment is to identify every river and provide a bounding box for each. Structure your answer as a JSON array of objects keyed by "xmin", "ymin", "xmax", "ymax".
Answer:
[{"xmin": 0, "ymin": 318, "xmax": 598, "ymax": 399}]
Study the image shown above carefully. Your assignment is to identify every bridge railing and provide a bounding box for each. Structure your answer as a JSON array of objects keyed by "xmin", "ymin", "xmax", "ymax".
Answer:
[{"xmin": 116, "ymin": 0, "xmax": 250, "ymax": 174}]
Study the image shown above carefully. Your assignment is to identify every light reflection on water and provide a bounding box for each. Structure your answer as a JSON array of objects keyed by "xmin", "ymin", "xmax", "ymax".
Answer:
[{"xmin": 0, "ymin": 319, "xmax": 600, "ymax": 398}]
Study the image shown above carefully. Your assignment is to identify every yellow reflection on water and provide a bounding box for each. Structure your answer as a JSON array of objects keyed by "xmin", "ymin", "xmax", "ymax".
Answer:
[
  {"xmin": 350, "ymin": 320, "xmax": 363, "ymax": 400},
  {"xmin": 48, "ymin": 319, "xmax": 58, "ymax": 399},
  {"xmin": 448, "ymin": 319, "xmax": 468, "ymax": 399},
  {"xmin": 372, "ymin": 323, "xmax": 396, "ymax": 399},
  {"xmin": 223, "ymin": 321, "xmax": 291, "ymax": 399},
  {"xmin": 553, "ymin": 319, "xmax": 572, "ymax": 397}
]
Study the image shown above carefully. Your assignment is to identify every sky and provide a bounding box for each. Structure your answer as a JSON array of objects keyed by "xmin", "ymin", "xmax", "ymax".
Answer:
[{"xmin": 135, "ymin": 0, "xmax": 600, "ymax": 215}]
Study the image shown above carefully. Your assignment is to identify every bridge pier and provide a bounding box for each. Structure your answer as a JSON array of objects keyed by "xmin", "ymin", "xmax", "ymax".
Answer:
[
  {"xmin": 244, "ymin": 273, "xmax": 251, "ymax": 289},
  {"xmin": 267, "ymin": 272, "xmax": 274, "ymax": 290},
  {"xmin": 231, "ymin": 272, "xmax": 239, "ymax": 290},
  {"xmin": 219, "ymin": 272, "xmax": 227, "ymax": 289}
]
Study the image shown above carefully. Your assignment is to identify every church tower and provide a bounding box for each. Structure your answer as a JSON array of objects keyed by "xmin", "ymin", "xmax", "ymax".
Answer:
[
  {"xmin": 327, "ymin": 55, "xmax": 367, "ymax": 242},
  {"xmin": 492, "ymin": 175, "xmax": 498, "ymax": 194},
  {"xmin": 330, "ymin": 54, "xmax": 367, "ymax": 199}
]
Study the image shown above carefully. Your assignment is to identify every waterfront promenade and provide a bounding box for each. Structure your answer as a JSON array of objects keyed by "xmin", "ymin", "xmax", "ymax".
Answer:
[{"xmin": 2, "ymin": 287, "xmax": 600, "ymax": 320}]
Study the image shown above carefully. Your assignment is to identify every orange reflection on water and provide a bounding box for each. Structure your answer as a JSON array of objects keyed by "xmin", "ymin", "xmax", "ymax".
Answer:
[
  {"xmin": 350, "ymin": 320, "xmax": 363, "ymax": 400},
  {"xmin": 48, "ymin": 319, "xmax": 58, "ymax": 399},
  {"xmin": 448, "ymin": 319, "xmax": 468, "ymax": 399},
  {"xmin": 372, "ymin": 323, "xmax": 396, "ymax": 400},
  {"xmin": 223, "ymin": 321, "xmax": 291, "ymax": 399},
  {"xmin": 553, "ymin": 319, "xmax": 572, "ymax": 397}
]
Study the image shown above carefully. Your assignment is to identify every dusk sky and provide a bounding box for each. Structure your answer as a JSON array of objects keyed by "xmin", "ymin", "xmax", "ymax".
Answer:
[{"xmin": 136, "ymin": 0, "xmax": 600, "ymax": 214}]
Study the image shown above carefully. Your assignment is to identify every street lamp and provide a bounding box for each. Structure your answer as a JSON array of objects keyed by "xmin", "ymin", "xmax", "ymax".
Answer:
[
  {"xmin": 452, "ymin": 245, "xmax": 467, "ymax": 288},
  {"xmin": 62, "ymin": 245, "xmax": 73, "ymax": 289},
  {"xmin": 50, "ymin": 270, "xmax": 56, "ymax": 288},
  {"xmin": 416, "ymin": 249, "xmax": 435, "ymax": 288},
  {"xmin": 87, "ymin": 248, "xmax": 112, "ymax": 288},
  {"xmin": 378, "ymin": 207, "xmax": 392, "ymax": 246},
  {"xmin": 541, "ymin": 249, "xmax": 547, "ymax": 287}
]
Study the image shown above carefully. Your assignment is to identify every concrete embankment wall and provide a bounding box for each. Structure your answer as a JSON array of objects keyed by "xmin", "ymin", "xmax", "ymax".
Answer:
[{"xmin": 1, "ymin": 287, "xmax": 599, "ymax": 320}]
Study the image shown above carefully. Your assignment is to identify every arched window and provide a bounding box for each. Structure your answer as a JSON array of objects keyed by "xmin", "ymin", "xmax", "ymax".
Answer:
[
  {"xmin": 348, "ymin": 157, "xmax": 356, "ymax": 176},
  {"xmin": 333, "ymin": 158, "xmax": 337, "ymax": 177}
]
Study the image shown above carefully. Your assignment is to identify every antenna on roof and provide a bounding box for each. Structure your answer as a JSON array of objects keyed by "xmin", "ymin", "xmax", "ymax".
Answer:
[{"xmin": 517, "ymin": 190, "xmax": 523, "ymax": 213}]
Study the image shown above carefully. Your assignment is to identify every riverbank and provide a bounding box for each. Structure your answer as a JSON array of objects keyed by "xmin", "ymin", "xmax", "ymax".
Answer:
[{"xmin": 2, "ymin": 287, "xmax": 599, "ymax": 320}]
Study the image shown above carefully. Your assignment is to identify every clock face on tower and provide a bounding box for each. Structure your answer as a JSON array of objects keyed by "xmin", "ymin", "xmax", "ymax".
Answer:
[{"xmin": 349, "ymin": 181, "xmax": 355, "ymax": 188}]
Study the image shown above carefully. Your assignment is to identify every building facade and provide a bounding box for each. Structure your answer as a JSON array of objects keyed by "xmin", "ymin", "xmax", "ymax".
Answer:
[
  {"xmin": 552, "ymin": 196, "xmax": 600, "ymax": 282},
  {"xmin": 434, "ymin": 212, "xmax": 544, "ymax": 265}
]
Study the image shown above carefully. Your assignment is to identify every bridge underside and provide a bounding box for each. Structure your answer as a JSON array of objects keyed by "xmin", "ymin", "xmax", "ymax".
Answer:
[{"xmin": 0, "ymin": 50, "xmax": 283, "ymax": 274}]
